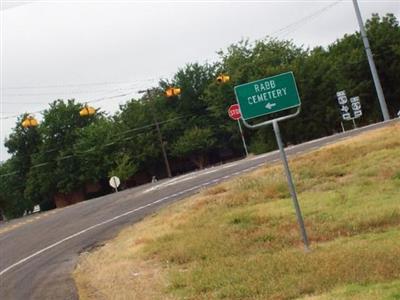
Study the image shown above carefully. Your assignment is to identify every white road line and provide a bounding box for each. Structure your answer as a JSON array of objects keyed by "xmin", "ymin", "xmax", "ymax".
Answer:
[
  {"xmin": 2, "ymin": 121, "xmax": 396, "ymax": 277},
  {"xmin": 141, "ymin": 163, "xmax": 243, "ymax": 194},
  {"xmin": 200, "ymin": 168, "xmax": 220, "ymax": 175},
  {"xmin": 0, "ymin": 181, "xmax": 206, "ymax": 277},
  {"xmin": 249, "ymin": 152, "xmax": 276, "ymax": 161},
  {"xmin": 0, "ymin": 161, "xmax": 267, "ymax": 277},
  {"xmin": 1, "ymin": 164, "xmax": 258, "ymax": 277}
]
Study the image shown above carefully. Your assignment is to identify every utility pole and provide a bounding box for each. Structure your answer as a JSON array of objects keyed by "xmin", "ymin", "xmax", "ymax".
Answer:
[
  {"xmin": 352, "ymin": 0, "xmax": 390, "ymax": 121},
  {"xmin": 139, "ymin": 89, "xmax": 172, "ymax": 178}
]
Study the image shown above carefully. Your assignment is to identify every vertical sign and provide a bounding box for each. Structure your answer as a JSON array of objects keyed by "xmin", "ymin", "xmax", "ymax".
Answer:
[
  {"xmin": 336, "ymin": 90, "xmax": 351, "ymax": 121},
  {"xmin": 350, "ymin": 96, "xmax": 362, "ymax": 118},
  {"xmin": 235, "ymin": 72, "xmax": 309, "ymax": 251},
  {"xmin": 336, "ymin": 91, "xmax": 362, "ymax": 120},
  {"xmin": 228, "ymin": 104, "xmax": 249, "ymax": 157}
]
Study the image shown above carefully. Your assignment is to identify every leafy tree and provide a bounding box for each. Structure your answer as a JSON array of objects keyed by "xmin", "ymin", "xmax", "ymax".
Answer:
[
  {"xmin": 1, "ymin": 13, "xmax": 399, "ymax": 220},
  {"xmin": 25, "ymin": 99, "xmax": 98, "ymax": 207},
  {"xmin": 210, "ymin": 38, "xmax": 307, "ymax": 152},
  {"xmin": 366, "ymin": 13, "xmax": 400, "ymax": 117},
  {"xmin": 74, "ymin": 116, "xmax": 116, "ymax": 184},
  {"xmin": 115, "ymin": 97, "xmax": 164, "ymax": 177},
  {"xmin": 109, "ymin": 153, "xmax": 138, "ymax": 182},
  {"xmin": 1, "ymin": 115, "xmax": 41, "ymax": 217},
  {"xmin": 326, "ymin": 13, "xmax": 400, "ymax": 122},
  {"xmin": 162, "ymin": 63, "xmax": 217, "ymax": 128},
  {"xmin": 0, "ymin": 159, "xmax": 33, "ymax": 218},
  {"xmin": 5, "ymin": 114, "xmax": 41, "ymax": 171},
  {"xmin": 171, "ymin": 127, "xmax": 216, "ymax": 169}
]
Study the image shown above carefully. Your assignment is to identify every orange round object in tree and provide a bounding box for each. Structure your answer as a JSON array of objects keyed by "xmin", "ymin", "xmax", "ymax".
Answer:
[
  {"xmin": 21, "ymin": 116, "xmax": 39, "ymax": 128},
  {"xmin": 165, "ymin": 87, "xmax": 181, "ymax": 98},
  {"xmin": 216, "ymin": 74, "xmax": 230, "ymax": 84},
  {"xmin": 79, "ymin": 105, "xmax": 96, "ymax": 117}
]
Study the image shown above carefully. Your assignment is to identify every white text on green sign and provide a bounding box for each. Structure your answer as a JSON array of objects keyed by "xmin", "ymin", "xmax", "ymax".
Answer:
[{"xmin": 234, "ymin": 72, "xmax": 301, "ymax": 120}]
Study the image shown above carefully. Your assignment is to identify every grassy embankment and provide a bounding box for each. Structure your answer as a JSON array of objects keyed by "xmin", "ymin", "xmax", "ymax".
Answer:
[{"xmin": 74, "ymin": 123, "xmax": 400, "ymax": 300}]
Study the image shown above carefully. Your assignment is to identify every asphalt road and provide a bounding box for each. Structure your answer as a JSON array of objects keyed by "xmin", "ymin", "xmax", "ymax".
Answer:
[{"xmin": 0, "ymin": 119, "xmax": 398, "ymax": 300}]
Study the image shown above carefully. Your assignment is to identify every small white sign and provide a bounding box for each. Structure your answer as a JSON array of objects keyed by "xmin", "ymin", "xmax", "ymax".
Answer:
[{"xmin": 109, "ymin": 176, "xmax": 121, "ymax": 190}]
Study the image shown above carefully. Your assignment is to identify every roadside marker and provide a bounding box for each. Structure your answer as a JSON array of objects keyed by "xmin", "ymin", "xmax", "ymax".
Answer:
[{"xmin": 235, "ymin": 71, "xmax": 310, "ymax": 251}]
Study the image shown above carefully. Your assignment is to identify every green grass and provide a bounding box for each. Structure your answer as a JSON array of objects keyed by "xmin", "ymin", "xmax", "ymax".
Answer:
[
  {"xmin": 74, "ymin": 123, "xmax": 400, "ymax": 300},
  {"xmin": 300, "ymin": 279, "xmax": 400, "ymax": 300}
]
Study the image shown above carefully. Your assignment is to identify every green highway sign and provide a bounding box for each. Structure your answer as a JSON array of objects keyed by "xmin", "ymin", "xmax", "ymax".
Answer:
[{"xmin": 234, "ymin": 72, "xmax": 301, "ymax": 120}]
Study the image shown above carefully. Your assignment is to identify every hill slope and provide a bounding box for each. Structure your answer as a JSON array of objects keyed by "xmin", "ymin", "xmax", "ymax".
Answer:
[{"xmin": 74, "ymin": 122, "xmax": 400, "ymax": 300}]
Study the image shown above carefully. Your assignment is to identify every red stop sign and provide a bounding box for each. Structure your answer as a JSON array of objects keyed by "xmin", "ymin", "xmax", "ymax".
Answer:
[{"xmin": 228, "ymin": 104, "xmax": 242, "ymax": 120}]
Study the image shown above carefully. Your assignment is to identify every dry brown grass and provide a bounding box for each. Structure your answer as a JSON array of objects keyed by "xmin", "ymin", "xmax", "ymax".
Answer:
[
  {"xmin": 74, "ymin": 192, "xmax": 207, "ymax": 299},
  {"xmin": 73, "ymin": 122, "xmax": 400, "ymax": 300}
]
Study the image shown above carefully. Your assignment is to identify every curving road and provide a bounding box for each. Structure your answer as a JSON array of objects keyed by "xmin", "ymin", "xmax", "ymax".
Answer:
[{"xmin": 0, "ymin": 119, "xmax": 398, "ymax": 300}]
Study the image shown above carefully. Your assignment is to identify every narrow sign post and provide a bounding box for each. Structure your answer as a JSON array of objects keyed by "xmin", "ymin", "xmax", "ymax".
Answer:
[
  {"xmin": 234, "ymin": 72, "xmax": 310, "ymax": 251},
  {"xmin": 228, "ymin": 104, "xmax": 249, "ymax": 157},
  {"xmin": 272, "ymin": 120, "xmax": 310, "ymax": 249},
  {"xmin": 236, "ymin": 120, "xmax": 248, "ymax": 157}
]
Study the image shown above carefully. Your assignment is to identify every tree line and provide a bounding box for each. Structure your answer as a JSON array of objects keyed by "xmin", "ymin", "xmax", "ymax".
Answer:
[{"xmin": 1, "ymin": 14, "xmax": 399, "ymax": 219}]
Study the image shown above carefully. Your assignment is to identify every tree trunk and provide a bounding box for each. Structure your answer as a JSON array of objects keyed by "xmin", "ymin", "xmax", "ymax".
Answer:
[{"xmin": 191, "ymin": 154, "xmax": 207, "ymax": 170}]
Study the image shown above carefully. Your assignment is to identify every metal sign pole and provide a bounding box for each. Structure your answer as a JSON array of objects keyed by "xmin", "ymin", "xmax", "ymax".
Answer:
[
  {"xmin": 236, "ymin": 72, "xmax": 309, "ymax": 251},
  {"xmin": 237, "ymin": 120, "xmax": 249, "ymax": 157},
  {"xmin": 272, "ymin": 120, "xmax": 310, "ymax": 251},
  {"xmin": 113, "ymin": 178, "xmax": 118, "ymax": 193},
  {"xmin": 352, "ymin": 118, "xmax": 357, "ymax": 129}
]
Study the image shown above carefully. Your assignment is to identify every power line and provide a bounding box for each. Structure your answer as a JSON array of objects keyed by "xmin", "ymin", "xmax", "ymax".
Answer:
[
  {"xmin": 0, "ymin": 91, "xmax": 138, "ymax": 120},
  {"xmin": 1, "ymin": 79, "xmax": 159, "ymax": 108},
  {"xmin": 2, "ymin": 85, "xmax": 138, "ymax": 97},
  {"xmin": 0, "ymin": 127, "xmax": 156, "ymax": 177},
  {"xmin": 0, "ymin": 1, "xmax": 343, "ymax": 122},
  {"xmin": 2, "ymin": 98, "xmax": 190, "ymax": 160},
  {"xmin": 2, "ymin": 77, "xmax": 158, "ymax": 91},
  {"xmin": 0, "ymin": 110, "xmax": 206, "ymax": 178},
  {"xmin": 0, "ymin": 77, "xmax": 164, "ymax": 119},
  {"xmin": 271, "ymin": 0, "xmax": 344, "ymax": 38}
]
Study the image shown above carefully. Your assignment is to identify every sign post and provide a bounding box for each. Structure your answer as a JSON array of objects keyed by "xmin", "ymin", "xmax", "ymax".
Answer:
[
  {"xmin": 272, "ymin": 120, "xmax": 309, "ymax": 251},
  {"xmin": 228, "ymin": 104, "xmax": 249, "ymax": 157},
  {"xmin": 234, "ymin": 71, "xmax": 310, "ymax": 251}
]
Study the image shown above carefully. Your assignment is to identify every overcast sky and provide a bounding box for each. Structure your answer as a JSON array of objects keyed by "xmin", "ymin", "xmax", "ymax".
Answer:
[{"xmin": 1, "ymin": 0, "xmax": 399, "ymax": 161}]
